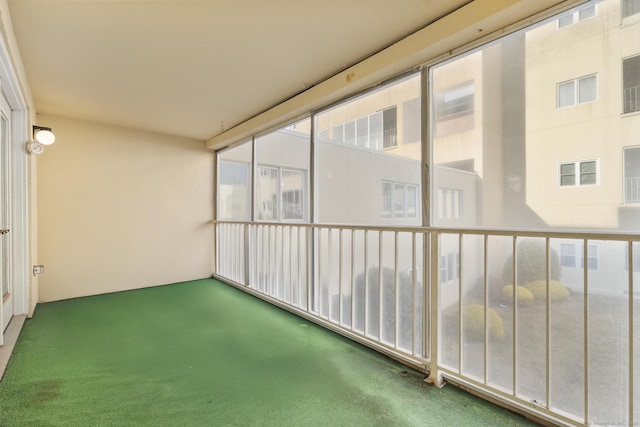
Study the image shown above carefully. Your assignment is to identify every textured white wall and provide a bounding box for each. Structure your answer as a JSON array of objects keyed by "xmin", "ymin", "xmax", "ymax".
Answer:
[{"xmin": 37, "ymin": 114, "xmax": 214, "ymax": 302}]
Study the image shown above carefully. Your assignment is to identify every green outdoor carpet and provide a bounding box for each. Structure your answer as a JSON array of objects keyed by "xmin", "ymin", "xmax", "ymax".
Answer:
[{"xmin": 0, "ymin": 279, "xmax": 536, "ymax": 426}]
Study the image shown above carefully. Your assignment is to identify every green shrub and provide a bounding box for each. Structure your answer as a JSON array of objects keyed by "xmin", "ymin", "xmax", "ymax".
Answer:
[
  {"xmin": 463, "ymin": 304, "xmax": 504, "ymax": 341},
  {"xmin": 353, "ymin": 267, "xmax": 422, "ymax": 341},
  {"xmin": 502, "ymin": 285, "xmax": 534, "ymax": 306},
  {"xmin": 524, "ymin": 280, "xmax": 569, "ymax": 302},
  {"xmin": 501, "ymin": 238, "xmax": 561, "ymax": 285}
]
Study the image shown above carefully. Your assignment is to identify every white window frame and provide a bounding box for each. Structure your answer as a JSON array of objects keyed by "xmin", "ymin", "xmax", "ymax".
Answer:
[
  {"xmin": 437, "ymin": 187, "xmax": 463, "ymax": 220},
  {"xmin": 558, "ymin": 159, "xmax": 599, "ymax": 187},
  {"xmin": 560, "ymin": 242, "xmax": 598, "ymax": 270},
  {"xmin": 557, "ymin": 74, "xmax": 597, "ymax": 108},
  {"xmin": 556, "ymin": 3, "xmax": 597, "ymax": 29},
  {"xmin": 440, "ymin": 251, "xmax": 460, "ymax": 283},
  {"xmin": 331, "ymin": 107, "xmax": 397, "ymax": 150},
  {"xmin": 624, "ymin": 146, "xmax": 640, "ymax": 203},
  {"xmin": 382, "ymin": 180, "xmax": 419, "ymax": 219},
  {"xmin": 256, "ymin": 164, "xmax": 306, "ymax": 222},
  {"xmin": 434, "ymin": 82, "xmax": 474, "ymax": 121}
]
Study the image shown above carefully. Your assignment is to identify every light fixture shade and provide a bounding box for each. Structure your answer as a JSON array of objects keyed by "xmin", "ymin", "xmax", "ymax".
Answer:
[{"xmin": 34, "ymin": 129, "xmax": 56, "ymax": 145}]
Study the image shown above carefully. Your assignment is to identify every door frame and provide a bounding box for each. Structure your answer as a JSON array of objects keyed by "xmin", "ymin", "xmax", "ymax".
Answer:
[{"xmin": 0, "ymin": 28, "xmax": 31, "ymax": 345}]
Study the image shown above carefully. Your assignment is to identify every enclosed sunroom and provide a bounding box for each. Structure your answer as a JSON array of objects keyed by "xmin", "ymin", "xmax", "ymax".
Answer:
[{"xmin": 0, "ymin": 0, "xmax": 639, "ymax": 426}]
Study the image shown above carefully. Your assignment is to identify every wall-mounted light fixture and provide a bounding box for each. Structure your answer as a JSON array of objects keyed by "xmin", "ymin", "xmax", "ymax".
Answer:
[{"xmin": 27, "ymin": 125, "xmax": 56, "ymax": 155}]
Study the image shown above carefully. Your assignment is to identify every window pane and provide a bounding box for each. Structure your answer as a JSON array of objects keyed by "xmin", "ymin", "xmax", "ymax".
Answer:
[
  {"xmin": 382, "ymin": 182, "xmax": 392, "ymax": 218},
  {"xmin": 256, "ymin": 166, "xmax": 278, "ymax": 220},
  {"xmin": 344, "ymin": 121, "xmax": 356, "ymax": 145},
  {"xmin": 560, "ymin": 163, "xmax": 576, "ymax": 186},
  {"xmin": 316, "ymin": 73, "xmax": 421, "ymax": 225},
  {"xmin": 356, "ymin": 116, "xmax": 369, "ymax": 148},
  {"xmin": 579, "ymin": 6, "xmax": 595, "ymax": 20},
  {"xmin": 281, "ymin": 169, "xmax": 305, "ymax": 220},
  {"xmin": 557, "ymin": 14, "xmax": 574, "ymax": 28},
  {"xmin": 431, "ymin": 0, "xmax": 639, "ymax": 232},
  {"xmin": 332, "ymin": 124, "xmax": 344, "ymax": 143},
  {"xmin": 407, "ymin": 185, "xmax": 417, "ymax": 218},
  {"xmin": 560, "ymin": 243, "xmax": 576, "ymax": 267},
  {"xmin": 558, "ymin": 81, "xmax": 575, "ymax": 107},
  {"xmin": 436, "ymin": 83, "xmax": 474, "ymax": 119},
  {"xmin": 218, "ymin": 141, "xmax": 251, "ymax": 220},
  {"xmin": 623, "ymin": 0, "xmax": 640, "ymax": 18},
  {"xmin": 623, "ymin": 55, "xmax": 640, "ymax": 114},
  {"xmin": 369, "ymin": 112, "xmax": 383, "ymax": 150},
  {"xmin": 394, "ymin": 183, "xmax": 405, "ymax": 217},
  {"xmin": 382, "ymin": 106, "xmax": 398, "ymax": 148},
  {"xmin": 624, "ymin": 147, "xmax": 640, "ymax": 203},
  {"xmin": 580, "ymin": 161, "xmax": 597, "ymax": 185},
  {"xmin": 255, "ymin": 118, "xmax": 310, "ymax": 222},
  {"xmin": 560, "ymin": 163, "xmax": 575, "ymax": 175},
  {"xmin": 578, "ymin": 75, "xmax": 597, "ymax": 103},
  {"xmin": 402, "ymin": 98, "xmax": 421, "ymax": 143}
]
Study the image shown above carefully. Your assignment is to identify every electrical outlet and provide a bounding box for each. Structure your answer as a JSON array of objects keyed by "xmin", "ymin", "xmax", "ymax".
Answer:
[{"xmin": 33, "ymin": 265, "xmax": 44, "ymax": 275}]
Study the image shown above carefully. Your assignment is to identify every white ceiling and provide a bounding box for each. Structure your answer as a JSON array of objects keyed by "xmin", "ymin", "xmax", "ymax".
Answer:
[{"xmin": 7, "ymin": 0, "xmax": 469, "ymax": 141}]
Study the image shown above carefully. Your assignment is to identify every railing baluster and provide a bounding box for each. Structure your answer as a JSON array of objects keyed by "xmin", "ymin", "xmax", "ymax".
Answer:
[
  {"xmin": 458, "ymin": 233, "xmax": 463, "ymax": 375},
  {"xmin": 395, "ymin": 231, "xmax": 399, "ymax": 349},
  {"xmin": 339, "ymin": 228, "xmax": 343, "ymax": 326},
  {"xmin": 583, "ymin": 238, "xmax": 589, "ymax": 425},
  {"xmin": 512, "ymin": 236, "xmax": 517, "ymax": 396},
  {"xmin": 351, "ymin": 229, "xmax": 355, "ymax": 333},
  {"xmin": 364, "ymin": 230, "xmax": 368, "ymax": 337},
  {"xmin": 379, "ymin": 230, "xmax": 383, "ymax": 342},
  {"xmin": 483, "ymin": 234, "xmax": 488, "ymax": 385},
  {"xmin": 411, "ymin": 231, "xmax": 416, "ymax": 356},
  {"xmin": 629, "ymin": 240, "xmax": 634, "ymax": 426},
  {"xmin": 545, "ymin": 237, "xmax": 551, "ymax": 408}
]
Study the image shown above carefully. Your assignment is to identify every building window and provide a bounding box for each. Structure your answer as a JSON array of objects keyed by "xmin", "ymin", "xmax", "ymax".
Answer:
[
  {"xmin": 382, "ymin": 107, "xmax": 398, "ymax": 149},
  {"xmin": 560, "ymin": 243, "xmax": 577, "ymax": 268},
  {"xmin": 330, "ymin": 107, "xmax": 397, "ymax": 150},
  {"xmin": 437, "ymin": 188, "xmax": 463, "ymax": 220},
  {"xmin": 560, "ymin": 242, "xmax": 598, "ymax": 270},
  {"xmin": 623, "ymin": 55, "xmax": 640, "ymax": 114},
  {"xmin": 559, "ymin": 160, "xmax": 598, "ymax": 187},
  {"xmin": 435, "ymin": 83, "xmax": 474, "ymax": 121},
  {"xmin": 556, "ymin": 4, "xmax": 596, "ymax": 28},
  {"xmin": 623, "ymin": 0, "xmax": 640, "ymax": 19},
  {"xmin": 557, "ymin": 75, "xmax": 597, "ymax": 108},
  {"xmin": 407, "ymin": 185, "xmax": 418, "ymax": 218},
  {"xmin": 382, "ymin": 181, "xmax": 418, "ymax": 219},
  {"xmin": 440, "ymin": 252, "xmax": 460, "ymax": 283},
  {"xmin": 581, "ymin": 244, "xmax": 599, "ymax": 270},
  {"xmin": 281, "ymin": 169, "xmax": 305, "ymax": 220},
  {"xmin": 624, "ymin": 146, "xmax": 640, "ymax": 203},
  {"xmin": 256, "ymin": 165, "xmax": 306, "ymax": 221}
]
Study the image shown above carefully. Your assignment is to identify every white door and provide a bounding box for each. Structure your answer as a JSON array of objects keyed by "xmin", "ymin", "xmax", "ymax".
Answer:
[{"xmin": 1, "ymin": 93, "xmax": 12, "ymax": 334}]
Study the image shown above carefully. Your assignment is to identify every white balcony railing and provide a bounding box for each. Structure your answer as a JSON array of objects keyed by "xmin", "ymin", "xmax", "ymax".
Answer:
[{"xmin": 215, "ymin": 220, "xmax": 640, "ymax": 427}]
